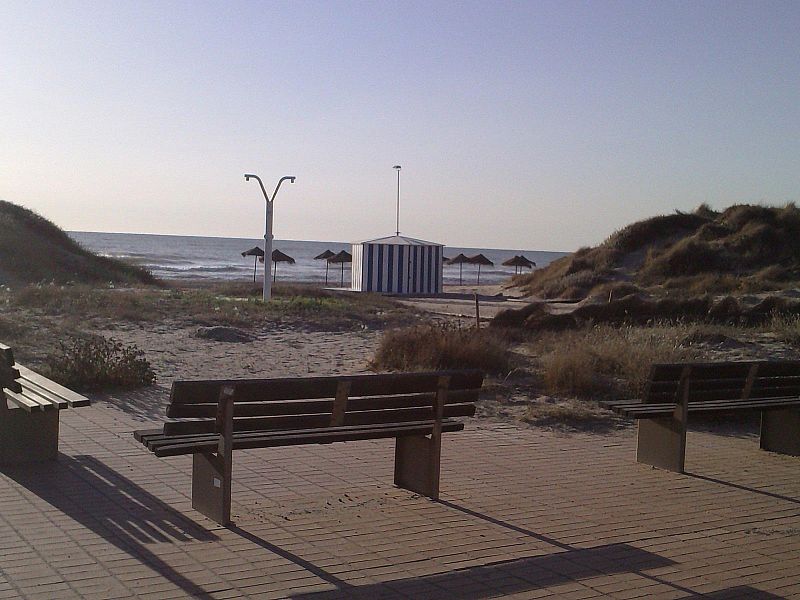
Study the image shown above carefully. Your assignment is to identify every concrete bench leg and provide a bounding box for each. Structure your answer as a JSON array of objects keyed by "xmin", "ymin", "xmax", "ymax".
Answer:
[
  {"xmin": 394, "ymin": 435, "xmax": 441, "ymax": 499},
  {"xmin": 760, "ymin": 408, "xmax": 800, "ymax": 456},
  {"xmin": 636, "ymin": 417, "xmax": 686, "ymax": 473},
  {"xmin": 192, "ymin": 453, "xmax": 231, "ymax": 526},
  {"xmin": 0, "ymin": 408, "xmax": 59, "ymax": 464}
]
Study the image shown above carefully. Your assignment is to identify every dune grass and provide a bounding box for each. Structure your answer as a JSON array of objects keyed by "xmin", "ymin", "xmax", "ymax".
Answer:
[
  {"xmin": 370, "ymin": 323, "xmax": 514, "ymax": 375},
  {"xmin": 513, "ymin": 203, "xmax": 800, "ymax": 300},
  {"xmin": 0, "ymin": 200, "xmax": 156, "ymax": 286}
]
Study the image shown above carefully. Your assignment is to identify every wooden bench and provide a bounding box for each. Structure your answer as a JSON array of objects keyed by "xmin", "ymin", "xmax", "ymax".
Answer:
[
  {"xmin": 0, "ymin": 342, "xmax": 90, "ymax": 464},
  {"xmin": 602, "ymin": 360, "xmax": 800, "ymax": 473},
  {"xmin": 134, "ymin": 370, "xmax": 484, "ymax": 525}
]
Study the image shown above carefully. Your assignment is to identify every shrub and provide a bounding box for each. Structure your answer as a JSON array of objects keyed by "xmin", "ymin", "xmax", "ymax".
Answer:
[
  {"xmin": 44, "ymin": 336, "xmax": 156, "ymax": 391},
  {"xmin": 534, "ymin": 324, "xmax": 697, "ymax": 398},
  {"xmin": 371, "ymin": 323, "xmax": 513, "ymax": 375}
]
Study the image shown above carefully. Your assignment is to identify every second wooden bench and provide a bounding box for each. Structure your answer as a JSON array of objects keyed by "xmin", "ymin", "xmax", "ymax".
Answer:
[
  {"xmin": 602, "ymin": 360, "xmax": 800, "ymax": 473},
  {"xmin": 135, "ymin": 370, "xmax": 484, "ymax": 525}
]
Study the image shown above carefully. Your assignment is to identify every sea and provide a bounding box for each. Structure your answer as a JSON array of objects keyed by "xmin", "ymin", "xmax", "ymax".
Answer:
[{"xmin": 68, "ymin": 232, "xmax": 568, "ymax": 287}]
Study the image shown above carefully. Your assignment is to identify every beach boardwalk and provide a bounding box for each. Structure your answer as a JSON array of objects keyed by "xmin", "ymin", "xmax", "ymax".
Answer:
[{"xmin": 0, "ymin": 384, "xmax": 799, "ymax": 598}]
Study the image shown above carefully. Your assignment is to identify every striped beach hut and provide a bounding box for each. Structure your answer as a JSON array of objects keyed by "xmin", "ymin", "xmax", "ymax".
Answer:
[{"xmin": 351, "ymin": 235, "xmax": 444, "ymax": 295}]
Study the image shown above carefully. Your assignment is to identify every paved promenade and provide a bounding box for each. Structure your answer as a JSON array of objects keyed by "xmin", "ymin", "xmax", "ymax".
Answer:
[{"xmin": 1, "ymin": 398, "xmax": 798, "ymax": 599}]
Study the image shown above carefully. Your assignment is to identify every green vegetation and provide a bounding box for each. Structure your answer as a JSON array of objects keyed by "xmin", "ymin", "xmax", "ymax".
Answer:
[
  {"xmin": 44, "ymin": 336, "xmax": 156, "ymax": 392},
  {"xmin": 2, "ymin": 282, "xmax": 410, "ymax": 331},
  {"xmin": 0, "ymin": 200, "xmax": 157, "ymax": 286}
]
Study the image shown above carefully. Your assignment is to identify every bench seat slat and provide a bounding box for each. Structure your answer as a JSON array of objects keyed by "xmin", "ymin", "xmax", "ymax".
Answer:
[
  {"xmin": 169, "ymin": 370, "xmax": 484, "ymax": 404},
  {"xmin": 163, "ymin": 403, "xmax": 477, "ymax": 435},
  {"xmin": 16, "ymin": 365, "xmax": 90, "ymax": 407},
  {"xmin": 149, "ymin": 420, "xmax": 466, "ymax": 457},
  {"xmin": 18, "ymin": 380, "xmax": 69, "ymax": 410},
  {"xmin": 609, "ymin": 397, "xmax": 800, "ymax": 417},
  {"xmin": 138, "ymin": 418, "xmax": 465, "ymax": 450},
  {"xmin": 166, "ymin": 389, "xmax": 480, "ymax": 418}
]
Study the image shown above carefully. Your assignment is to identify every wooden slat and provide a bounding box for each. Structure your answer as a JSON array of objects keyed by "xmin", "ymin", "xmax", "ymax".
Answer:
[
  {"xmin": 166, "ymin": 388, "xmax": 481, "ymax": 418},
  {"xmin": 151, "ymin": 420, "xmax": 466, "ymax": 457},
  {"xmin": 163, "ymin": 403, "xmax": 476, "ymax": 436},
  {"xmin": 18, "ymin": 380, "xmax": 68, "ymax": 410},
  {"xmin": 137, "ymin": 418, "xmax": 466, "ymax": 450},
  {"xmin": 16, "ymin": 365, "xmax": 90, "ymax": 407},
  {"xmin": 169, "ymin": 370, "xmax": 484, "ymax": 404},
  {"xmin": 330, "ymin": 380, "xmax": 351, "ymax": 426},
  {"xmin": 3, "ymin": 388, "xmax": 46, "ymax": 412}
]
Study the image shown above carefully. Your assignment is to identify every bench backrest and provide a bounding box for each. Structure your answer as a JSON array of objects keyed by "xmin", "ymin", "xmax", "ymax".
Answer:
[
  {"xmin": 164, "ymin": 370, "xmax": 484, "ymax": 436},
  {"xmin": 643, "ymin": 361, "xmax": 800, "ymax": 404}
]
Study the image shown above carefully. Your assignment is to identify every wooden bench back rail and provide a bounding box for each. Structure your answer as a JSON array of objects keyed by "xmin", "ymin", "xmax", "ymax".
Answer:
[
  {"xmin": 642, "ymin": 360, "xmax": 800, "ymax": 405},
  {"xmin": 163, "ymin": 370, "xmax": 482, "ymax": 436}
]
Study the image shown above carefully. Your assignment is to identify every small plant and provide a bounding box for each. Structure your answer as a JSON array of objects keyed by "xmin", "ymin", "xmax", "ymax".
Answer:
[
  {"xmin": 371, "ymin": 323, "xmax": 513, "ymax": 375},
  {"xmin": 44, "ymin": 336, "xmax": 156, "ymax": 391}
]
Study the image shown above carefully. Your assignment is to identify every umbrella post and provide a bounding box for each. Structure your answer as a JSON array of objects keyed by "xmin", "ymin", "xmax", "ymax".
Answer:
[
  {"xmin": 273, "ymin": 260, "xmax": 277, "ymax": 283},
  {"xmin": 340, "ymin": 262, "xmax": 344, "ymax": 287},
  {"xmin": 253, "ymin": 256, "xmax": 257, "ymax": 282},
  {"xmin": 477, "ymin": 264, "xmax": 481, "ymax": 286},
  {"xmin": 325, "ymin": 262, "xmax": 329, "ymax": 286},
  {"xmin": 459, "ymin": 262, "xmax": 463, "ymax": 286}
]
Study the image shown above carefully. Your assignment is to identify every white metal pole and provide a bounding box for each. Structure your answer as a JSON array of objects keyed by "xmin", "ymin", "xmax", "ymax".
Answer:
[
  {"xmin": 263, "ymin": 200, "xmax": 273, "ymax": 300},
  {"xmin": 244, "ymin": 174, "xmax": 295, "ymax": 302}
]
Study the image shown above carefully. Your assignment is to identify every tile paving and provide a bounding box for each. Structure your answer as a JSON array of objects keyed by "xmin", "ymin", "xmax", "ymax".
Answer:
[{"xmin": 1, "ymin": 400, "xmax": 798, "ymax": 599}]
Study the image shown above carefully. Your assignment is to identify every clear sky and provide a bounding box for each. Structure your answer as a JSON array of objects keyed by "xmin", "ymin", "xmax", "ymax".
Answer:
[{"xmin": 2, "ymin": 1, "xmax": 798, "ymax": 251}]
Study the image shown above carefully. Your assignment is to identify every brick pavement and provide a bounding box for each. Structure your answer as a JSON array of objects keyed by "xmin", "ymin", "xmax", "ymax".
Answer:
[{"xmin": 1, "ymin": 398, "xmax": 798, "ymax": 599}]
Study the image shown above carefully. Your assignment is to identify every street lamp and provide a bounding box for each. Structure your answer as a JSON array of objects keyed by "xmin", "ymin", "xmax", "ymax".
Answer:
[
  {"xmin": 393, "ymin": 165, "xmax": 401, "ymax": 236},
  {"xmin": 244, "ymin": 173, "xmax": 296, "ymax": 301}
]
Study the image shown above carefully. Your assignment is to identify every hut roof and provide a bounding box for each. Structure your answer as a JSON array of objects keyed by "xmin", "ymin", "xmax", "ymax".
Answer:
[
  {"xmin": 328, "ymin": 250, "xmax": 352, "ymax": 264},
  {"xmin": 361, "ymin": 234, "xmax": 443, "ymax": 247},
  {"xmin": 314, "ymin": 249, "xmax": 336, "ymax": 260},
  {"xmin": 502, "ymin": 255, "xmax": 536, "ymax": 268},
  {"xmin": 468, "ymin": 254, "xmax": 494, "ymax": 266},
  {"xmin": 445, "ymin": 253, "xmax": 471, "ymax": 265},
  {"xmin": 241, "ymin": 246, "xmax": 265, "ymax": 257}
]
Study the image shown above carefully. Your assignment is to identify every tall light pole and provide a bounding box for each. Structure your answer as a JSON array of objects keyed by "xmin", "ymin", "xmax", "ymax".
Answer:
[
  {"xmin": 393, "ymin": 165, "xmax": 401, "ymax": 236},
  {"xmin": 244, "ymin": 173, "xmax": 296, "ymax": 301}
]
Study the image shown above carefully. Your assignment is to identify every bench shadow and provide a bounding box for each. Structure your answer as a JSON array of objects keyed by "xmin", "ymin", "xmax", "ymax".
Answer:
[
  {"xmin": 2, "ymin": 454, "xmax": 217, "ymax": 598},
  {"xmin": 284, "ymin": 542, "xmax": 674, "ymax": 599},
  {"xmin": 98, "ymin": 385, "xmax": 170, "ymax": 422},
  {"xmin": 685, "ymin": 472, "xmax": 800, "ymax": 505},
  {"xmin": 679, "ymin": 587, "xmax": 785, "ymax": 599}
]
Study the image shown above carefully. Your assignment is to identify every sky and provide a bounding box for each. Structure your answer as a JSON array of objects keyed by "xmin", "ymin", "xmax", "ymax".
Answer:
[{"xmin": 1, "ymin": 1, "xmax": 799, "ymax": 252}]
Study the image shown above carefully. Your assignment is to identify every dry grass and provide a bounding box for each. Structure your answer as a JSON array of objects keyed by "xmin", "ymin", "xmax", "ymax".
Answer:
[
  {"xmin": 531, "ymin": 324, "xmax": 700, "ymax": 399},
  {"xmin": 3, "ymin": 283, "xmax": 411, "ymax": 331},
  {"xmin": 370, "ymin": 323, "xmax": 513, "ymax": 374},
  {"xmin": 512, "ymin": 203, "xmax": 800, "ymax": 301}
]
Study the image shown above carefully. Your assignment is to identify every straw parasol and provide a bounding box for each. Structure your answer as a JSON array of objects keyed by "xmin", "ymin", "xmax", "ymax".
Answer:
[
  {"xmin": 445, "ymin": 253, "xmax": 471, "ymax": 285},
  {"xmin": 314, "ymin": 249, "xmax": 336, "ymax": 285},
  {"xmin": 241, "ymin": 246, "xmax": 265, "ymax": 282},
  {"xmin": 260, "ymin": 249, "xmax": 295, "ymax": 282},
  {"xmin": 328, "ymin": 250, "xmax": 352, "ymax": 287},
  {"xmin": 468, "ymin": 254, "xmax": 494, "ymax": 286},
  {"xmin": 502, "ymin": 255, "xmax": 536, "ymax": 275}
]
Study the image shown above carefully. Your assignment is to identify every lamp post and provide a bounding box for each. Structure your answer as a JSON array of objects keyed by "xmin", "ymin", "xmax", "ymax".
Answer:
[
  {"xmin": 244, "ymin": 173, "xmax": 296, "ymax": 301},
  {"xmin": 393, "ymin": 165, "xmax": 401, "ymax": 236}
]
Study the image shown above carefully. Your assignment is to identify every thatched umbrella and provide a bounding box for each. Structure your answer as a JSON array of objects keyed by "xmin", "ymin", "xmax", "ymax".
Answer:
[
  {"xmin": 328, "ymin": 250, "xmax": 352, "ymax": 287},
  {"xmin": 314, "ymin": 249, "xmax": 336, "ymax": 285},
  {"xmin": 241, "ymin": 246, "xmax": 265, "ymax": 282},
  {"xmin": 445, "ymin": 253, "xmax": 471, "ymax": 285},
  {"xmin": 502, "ymin": 255, "xmax": 536, "ymax": 275},
  {"xmin": 260, "ymin": 249, "xmax": 295, "ymax": 282},
  {"xmin": 468, "ymin": 254, "xmax": 494, "ymax": 286}
]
